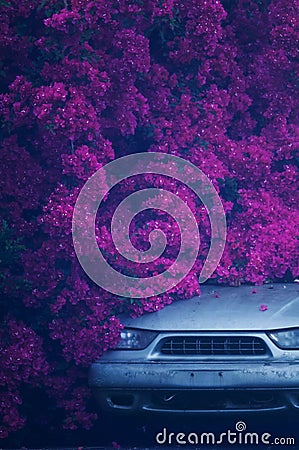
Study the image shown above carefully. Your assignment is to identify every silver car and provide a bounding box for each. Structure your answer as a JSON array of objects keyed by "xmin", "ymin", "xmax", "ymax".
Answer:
[{"xmin": 89, "ymin": 283, "xmax": 299, "ymax": 415}]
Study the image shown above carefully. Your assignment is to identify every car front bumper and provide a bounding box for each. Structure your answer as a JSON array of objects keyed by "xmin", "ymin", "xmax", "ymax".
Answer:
[{"xmin": 89, "ymin": 361, "xmax": 299, "ymax": 414}]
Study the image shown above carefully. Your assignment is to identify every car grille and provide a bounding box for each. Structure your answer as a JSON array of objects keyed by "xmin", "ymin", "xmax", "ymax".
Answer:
[{"xmin": 160, "ymin": 336, "xmax": 267, "ymax": 356}]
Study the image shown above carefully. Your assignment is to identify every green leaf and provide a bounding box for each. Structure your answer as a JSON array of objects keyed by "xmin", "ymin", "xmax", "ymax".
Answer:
[{"xmin": 0, "ymin": 0, "xmax": 11, "ymax": 7}]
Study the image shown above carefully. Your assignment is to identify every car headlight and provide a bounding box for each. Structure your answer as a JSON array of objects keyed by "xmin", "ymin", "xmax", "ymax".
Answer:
[
  {"xmin": 268, "ymin": 328, "xmax": 299, "ymax": 349},
  {"xmin": 115, "ymin": 328, "xmax": 158, "ymax": 350}
]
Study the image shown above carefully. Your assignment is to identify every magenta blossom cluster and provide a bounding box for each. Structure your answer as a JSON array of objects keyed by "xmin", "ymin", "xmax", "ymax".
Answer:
[
  {"xmin": 0, "ymin": 0, "xmax": 298, "ymax": 440},
  {"xmin": 0, "ymin": 320, "xmax": 50, "ymax": 438}
]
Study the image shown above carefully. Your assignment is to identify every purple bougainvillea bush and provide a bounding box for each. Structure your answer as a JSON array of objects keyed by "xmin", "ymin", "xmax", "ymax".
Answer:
[{"xmin": 0, "ymin": 0, "xmax": 298, "ymax": 441}]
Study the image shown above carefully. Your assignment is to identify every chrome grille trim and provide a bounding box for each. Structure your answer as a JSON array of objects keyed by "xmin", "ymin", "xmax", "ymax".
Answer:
[{"xmin": 160, "ymin": 336, "xmax": 268, "ymax": 356}]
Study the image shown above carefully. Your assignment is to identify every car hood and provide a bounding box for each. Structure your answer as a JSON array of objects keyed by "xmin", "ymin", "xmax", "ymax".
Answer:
[{"xmin": 122, "ymin": 283, "xmax": 299, "ymax": 331}]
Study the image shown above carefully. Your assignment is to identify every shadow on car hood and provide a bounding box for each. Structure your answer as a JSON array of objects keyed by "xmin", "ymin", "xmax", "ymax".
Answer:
[{"xmin": 122, "ymin": 283, "xmax": 299, "ymax": 331}]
